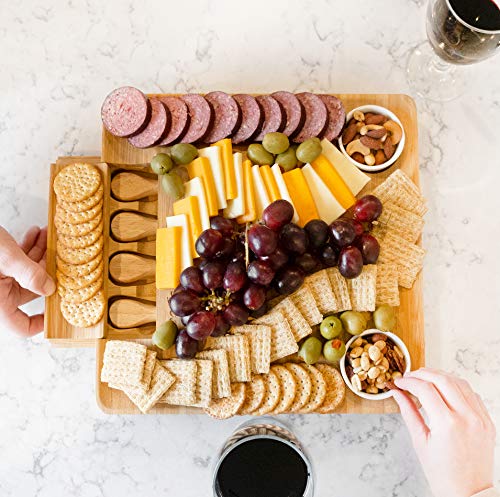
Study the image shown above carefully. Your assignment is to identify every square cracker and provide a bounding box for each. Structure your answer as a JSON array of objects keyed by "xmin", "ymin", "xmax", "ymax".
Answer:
[
  {"xmin": 205, "ymin": 335, "xmax": 251, "ymax": 383},
  {"xmin": 373, "ymin": 201, "xmax": 424, "ymax": 244},
  {"xmin": 197, "ymin": 349, "xmax": 231, "ymax": 399},
  {"xmin": 272, "ymin": 297, "xmax": 312, "ymax": 341},
  {"xmin": 101, "ymin": 340, "xmax": 147, "ymax": 387},
  {"xmin": 108, "ymin": 349, "xmax": 157, "ymax": 391},
  {"xmin": 305, "ymin": 270, "xmax": 339, "ymax": 315},
  {"xmin": 346, "ymin": 265, "xmax": 377, "ymax": 312},
  {"xmin": 254, "ymin": 310, "xmax": 298, "ymax": 362},
  {"xmin": 289, "ymin": 286, "xmax": 322, "ymax": 326},
  {"xmin": 159, "ymin": 359, "xmax": 197, "ymax": 406},
  {"xmin": 232, "ymin": 325, "xmax": 272, "ymax": 374},
  {"xmin": 376, "ymin": 263, "xmax": 400, "ymax": 307},
  {"xmin": 189, "ymin": 359, "xmax": 214, "ymax": 409},
  {"xmin": 325, "ymin": 267, "xmax": 352, "ymax": 312}
]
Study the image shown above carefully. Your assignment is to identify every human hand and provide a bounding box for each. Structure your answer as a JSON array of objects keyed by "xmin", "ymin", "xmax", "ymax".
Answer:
[
  {"xmin": 393, "ymin": 368, "xmax": 496, "ymax": 497},
  {"xmin": 0, "ymin": 226, "xmax": 56, "ymax": 336}
]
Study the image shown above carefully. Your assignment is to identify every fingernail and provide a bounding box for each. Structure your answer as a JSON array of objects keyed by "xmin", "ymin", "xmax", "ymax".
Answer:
[{"xmin": 43, "ymin": 278, "xmax": 56, "ymax": 296}]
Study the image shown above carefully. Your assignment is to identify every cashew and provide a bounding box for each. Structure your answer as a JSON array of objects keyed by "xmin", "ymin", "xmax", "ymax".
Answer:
[
  {"xmin": 352, "ymin": 337, "xmax": 365, "ymax": 348},
  {"xmin": 346, "ymin": 139, "xmax": 370, "ymax": 157},
  {"xmin": 366, "ymin": 385, "xmax": 379, "ymax": 394},
  {"xmin": 351, "ymin": 374, "xmax": 362, "ymax": 391},
  {"xmin": 368, "ymin": 345, "xmax": 382, "ymax": 362},
  {"xmin": 364, "ymin": 153, "xmax": 375, "ymax": 166},
  {"xmin": 350, "ymin": 346, "xmax": 364, "ymax": 359},
  {"xmin": 357, "ymin": 371, "xmax": 368, "ymax": 381},
  {"xmin": 351, "ymin": 358, "xmax": 361, "ymax": 369},
  {"xmin": 361, "ymin": 355, "xmax": 371, "ymax": 371},
  {"xmin": 383, "ymin": 120, "xmax": 403, "ymax": 144},
  {"xmin": 353, "ymin": 110, "xmax": 365, "ymax": 122},
  {"xmin": 374, "ymin": 340, "xmax": 387, "ymax": 350},
  {"xmin": 392, "ymin": 371, "xmax": 403, "ymax": 380},
  {"xmin": 368, "ymin": 366, "xmax": 381, "ymax": 379},
  {"xmin": 360, "ymin": 124, "xmax": 384, "ymax": 136}
]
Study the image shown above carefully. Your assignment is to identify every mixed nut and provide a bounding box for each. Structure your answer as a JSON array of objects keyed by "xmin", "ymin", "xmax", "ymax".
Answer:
[
  {"xmin": 345, "ymin": 333, "xmax": 406, "ymax": 395},
  {"xmin": 342, "ymin": 111, "xmax": 403, "ymax": 166}
]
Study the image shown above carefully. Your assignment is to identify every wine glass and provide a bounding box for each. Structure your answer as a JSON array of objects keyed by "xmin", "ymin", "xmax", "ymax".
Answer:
[{"xmin": 407, "ymin": 0, "xmax": 500, "ymax": 102}]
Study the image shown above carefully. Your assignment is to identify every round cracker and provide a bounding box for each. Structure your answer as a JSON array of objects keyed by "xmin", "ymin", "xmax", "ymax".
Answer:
[
  {"xmin": 269, "ymin": 365, "xmax": 297, "ymax": 415},
  {"xmin": 57, "ymin": 252, "xmax": 103, "ymax": 278},
  {"xmin": 204, "ymin": 383, "xmax": 246, "ymax": 419},
  {"xmin": 57, "ymin": 235, "xmax": 103, "ymax": 265},
  {"xmin": 314, "ymin": 364, "xmax": 346, "ymax": 414},
  {"xmin": 60, "ymin": 289, "xmax": 105, "ymax": 327},
  {"xmin": 57, "ymin": 219, "xmax": 103, "ymax": 249},
  {"xmin": 58, "ymin": 276, "xmax": 102, "ymax": 304},
  {"xmin": 251, "ymin": 370, "xmax": 281, "ymax": 416},
  {"xmin": 54, "ymin": 163, "xmax": 102, "ymax": 203},
  {"xmin": 55, "ymin": 211, "xmax": 102, "ymax": 237},
  {"xmin": 58, "ymin": 183, "xmax": 104, "ymax": 213},
  {"xmin": 56, "ymin": 259, "xmax": 104, "ymax": 290},
  {"xmin": 297, "ymin": 364, "xmax": 327, "ymax": 414},
  {"xmin": 286, "ymin": 363, "xmax": 312, "ymax": 413},
  {"xmin": 55, "ymin": 199, "xmax": 103, "ymax": 225},
  {"xmin": 238, "ymin": 375, "xmax": 266, "ymax": 415}
]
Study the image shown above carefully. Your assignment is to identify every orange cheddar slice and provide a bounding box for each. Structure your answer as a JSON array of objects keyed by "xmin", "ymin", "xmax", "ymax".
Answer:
[
  {"xmin": 260, "ymin": 165, "xmax": 280, "ymax": 202},
  {"xmin": 187, "ymin": 157, "xmax": 218, "ymax": 216},
  {"xmin": 213, "ymin": 138, "xmax": 237, "ymax": 200},
  {"xmin": 310, "ymin": 155, "xmax": 356, "ymax": 210},
  {"xmin": 236, "ymin": 159, "xmax": 257, "ymax": 224},
  {"xmin": 156, "ymin": 226, "xmax": 182, "ymax": 289},
  {"xmin": 282, "ymin": 168, "xmax": 319, "ymax": 227},
  {"xmin": 173, "ymin": 196, "xmax": 202, "ymax": 257}
]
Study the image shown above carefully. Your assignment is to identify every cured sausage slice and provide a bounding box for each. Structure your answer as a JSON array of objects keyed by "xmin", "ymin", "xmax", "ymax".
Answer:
[
  {"xmin": 180, "ymin": 94, "xmax": 213, "ymax": 143},
  {"xmin": 254, "ymin": 95, "xmax": 284, "ymax": 142},
  {"xmin": 128, "ymin": 98, "xmax": 169, "ymax": 148},
  {"xmin": 292, "ymin": 92, "xmax": 328, "ymax": 143},
  {"xmin": 271, "ymin": 91, "xmax": 304, "ymax": 137},
  {"xmin": 231, "ymin": 94, "xmax": 262, "ymax": 144},
  {"xmin": 158, "ymin": 96, "xmax": 189, "ymax": 146},
  {"xmin": 203, "ymin": 91, "xmax": 241, "ymax": 143},
  {"xmin": 318, "ymin": 94, "xmax": 346, "ymax": 141}
]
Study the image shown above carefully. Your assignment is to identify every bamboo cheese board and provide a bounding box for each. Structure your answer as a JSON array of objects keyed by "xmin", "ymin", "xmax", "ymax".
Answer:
[{"xmin": 46, "ymin": 93, "xmax": 424, "ymax": 415}]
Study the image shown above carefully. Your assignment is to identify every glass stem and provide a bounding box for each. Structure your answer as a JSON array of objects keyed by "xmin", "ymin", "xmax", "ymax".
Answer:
[{"xmin": 430, "ymin": 55, "xmax": 452, "ymax": 72}]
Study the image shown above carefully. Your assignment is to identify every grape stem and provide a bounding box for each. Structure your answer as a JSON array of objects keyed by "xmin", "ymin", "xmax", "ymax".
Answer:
[{"xmin": 244, "ymin": 223, "xmax": 250, "ymax": 270}]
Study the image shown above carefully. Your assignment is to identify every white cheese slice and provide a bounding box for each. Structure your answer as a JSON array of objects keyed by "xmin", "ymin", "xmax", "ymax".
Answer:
[
  {"xmin": 302, "ymin": 163, "xmax": 346, "ymax": 224},
  {"xmin": 198, "ymin": 146, "xmax": 227, "ymax": 210},
  {"xmin": 223, "ymin": 152, "xmax": 245, "ymax": 219},
  {"xmin": 184, "ymin": 177, "xmax": 210, "ymax": 231},
  {"xmin": 166, "ymin": 214, "xmax": 193, "ymax": 271},
  {"xmin": 251, "ymin": 165, "xmax": 271, "ymax": 219},
  {"xmin": 271, "ymin": 164, "xmax": 299, "ymax": 223},
  {"xmin": 320, "ymin": 138, "xmax": 370, "ymax": 195}
]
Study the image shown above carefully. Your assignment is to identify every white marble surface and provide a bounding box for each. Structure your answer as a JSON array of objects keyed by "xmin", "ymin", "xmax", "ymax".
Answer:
[{"xmin": 0, "ymin": 0, "xmax": 499, "ymax": 495}]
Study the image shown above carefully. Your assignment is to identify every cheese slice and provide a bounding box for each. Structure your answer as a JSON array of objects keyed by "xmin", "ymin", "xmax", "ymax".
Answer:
[
  {"xmin": 282, "ymin": 168, "xmax": 319, "ymax": 227},
  {"xmin": 236, "ymin": 159, "xmax": 257, "ymax": 224},
  {"xmin": 198, "ymin": 146, "xmax": 227, "ymax": 210},
  {"xmin": 173, "ymin": 196, "xmax": 202, "ymax": 257},
  {"xmin": 184, "ymin": 177, "xmax": 210, "ymax": 231},
  {"xmin": 302, "ymin": 164, "xmax": 346, "ymax": 224},
  {"xmin": 320, "ymin": 138, "xmax": 370, "ymax": 195},
  {"xmin": 156, "ymin": 227, "xmax": 182, "ymax": 289},
  {"xmin": 213, "ymin": 138, "xmax": 237, "ymax": 200},
  {"xmin": 251, "ymin": 165, "xmax": 271, "ymax": 219},
  {"xmin": 187, "ymin": 157, "xmax": 218, "ymax": 217},
  {"xmin": 166, "ymin": 214, "xmax": 193, "ymax": 271},
  {"xmin": 260, "ymin": 165, "xmax": 280, "ymax": 202},
  {"xmin": 223, "ymin": 152, "xmax": 246, "ymax": 219},
  {"xmin": 311, "ymin": 154, "xmax": 356, "ymax": 210},
  {"xmin": 271, "ymin": 164, "xmax": 299, "ymax": 224}
]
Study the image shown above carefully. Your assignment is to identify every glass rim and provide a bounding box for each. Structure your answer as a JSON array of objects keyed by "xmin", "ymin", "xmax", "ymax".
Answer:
[{"xmin": 445, "ymin": 0, "xmax": 500, "ymax": 34}]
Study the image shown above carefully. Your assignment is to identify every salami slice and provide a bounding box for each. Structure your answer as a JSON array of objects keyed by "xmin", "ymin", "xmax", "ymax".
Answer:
[
  {"xmin": 318, "ymin": 94, "xmax": 346, "ymax": 141},
  {"xmin": 253, "ymin": 95, "xmax": 284, "ymax": 142},
  {"xmin": 292, "ymin": 92, "xmax": 328, "ymax": 143},
  {"xmin": 180, "ymin": 94, "xmax": 213, "ymax": 143},
  {"xmin": 128, "ymin": 98, "xmax": 169, "ymax": 148},
  {"xmin": 158, "ymin": 96, "xmax": 189, "ymax": 145},
  {"xmin": 271, "ymin": 91, "xmax": 304, "ymax": 137},
  {"xmin": 231, "ymin": 94, "xmax": 262, "ymax": 144},
  {"xmin": 203, "ymin": 91, "xmax": 241, "ymax": 143},
  {"xmin": 101, "ymin": 86, "xmax": 150, "ymax": 138}
]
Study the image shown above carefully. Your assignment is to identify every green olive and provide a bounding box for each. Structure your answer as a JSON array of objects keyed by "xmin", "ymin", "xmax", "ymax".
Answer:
[
  {"xmin": 161, "ymin": 171, "xmax": 185, "ymax": 200},
  {"xmin": 340, "ymin": 311, "xmax": 368, "ymax": 335},
  {"xmin": 320, "ymin": 315, "xmax": 343, "ymax": 340},
  {"xmin": 262, "ymin": 132, "xmax": 289, "ymax": 155},
  {"xmin": 323, "ymin": 339, "xmax": 346, "ymax": 362},
  {"xmin": 247, "ymin": 144, "xmax": 274, "ymax": 166},
  {"xmin": 275, "ymin": 147, "xmax": 298, "ymax": 171},
  {"xmin": 296, "ymin": 137, "xmax": 322, "ymax": 164},
  {"xmin": 152, "ymin": 320, "xmax": 178, "ymax": 350},
  {"xmin": 373, "ymin": 305, "xmax": 396, "ymax": 331},
  {"xmin": 150, "ymin": 153, "xmax": 174, "ymax": 175},
  {"xmin": 171, "ymin": 143, "xmax": 198, "ymax": 165},
  {"xmin": 298, "ymin": 336, "xmax": 322, "ymax": 365}
]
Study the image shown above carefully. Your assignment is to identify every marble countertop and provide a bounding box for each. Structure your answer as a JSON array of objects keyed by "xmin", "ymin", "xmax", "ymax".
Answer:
[{"xmin": 1, "ymin": 1, "xmax": 499, "ymax": 495}]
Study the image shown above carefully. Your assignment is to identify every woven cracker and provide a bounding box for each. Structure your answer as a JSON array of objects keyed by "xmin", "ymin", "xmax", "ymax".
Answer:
[
  {"xmin": 269, "ymin": 365, "xmax": 297, "ymax": 415},
  {"xmin": 304, "ymin": 270, "xmax": 339, "ymax": 315},
  {"xmin": 160, "ymin": 359, "xmax": 197, "ymax": 406},
  {"xmin": 346, "ymin": 265, "xmax": 377, "ymax": 312},
  {"xmin": 297, "ymin": 364, "xmax": 327, "ymax": 414},
  {"xmin": 190, "ymin": 359, "xmax": 214, "ymax": 408},
  {"xmin": 285, "ymin": 363, "xmax": 312, "ymax": 412},
  {"xmin": 60, "ymin": 289, "xmax": 105, "ymax": 327},
  {"xmin": 238, "ymin": 375, "xmax": 266, "ymax": 415},
  {"xmin": 204, "ymin": 382, "xmax": 246, "ymax": 419},
  {"xmin": 57, "ymin": 235, "xmax": 103, "ymax": 265},
  {"xmin": 289, "ymin": 286, "xmax": 323, "ymax": 326},
  {"xmin": 56, "ymin": 258, "xmax": 103, "ymax": 290},
  {"xmin": 57, "ymin": 219, "xmax": 103, "ymax": 249},
  {"xmin": 55, "ymin": 211, "xmax": 102, "ymax": 238},
  {"xmin": 205, "ymin": 335, "xmax": 251, "ymax": 383},
  {"xmin": 196, "ymin": 349, "xmax": 231, "ymax": 399},
  {"xmin": 378, "ymin": 231, "xmax": 425, "ymax": 289},
  {"xmin": 272, "ymin": 297, "xmax": 312, "ymax": 342},
  {"xmin": 376, "ymin": 263, "xmax": 400, "ymax": 307},
  {"xmin": 109, "ymin": 349, "xmax": 158, "ymax": 391},
  {"xmin": 232, "ymin": 325, "xmax": 271, "ymax": 374},
  {"xmin": 251, "ymin": 369, "xmax": 281, "ymax": 416},
  {"xmin": 326, "ymin": 267, "xmax": 352, "ymax": 311},
  {"xmin": 58, "ymin": 276, "xmax": 102, "ymax": 304},
  {"xmin": 55, "ymin": 199, "xmax": 103, "ymax": 225},
  {"xmin": 373, "ymin": 202, "xmax": 424, "ymax": 244},
  {"xmin": 57, "ymin": 252, "xmax": 103, "ymax": 278},
  {"xmin": 314, "ymin": 364, "xmax": 346, "ymax": 414},
  {"xmin": 58, "ymin": 183, "xmax": 104, "ymax": 213},
  {"xmin": 101, "ymin": 340, "xmax": 147, "ymax": 387},
  {"xmin": 254, "ymin": 311, "xmax": 298, "ymax": 362},
  {"xmin": 54, "ymin": 163, "xmax": 102, "ymax": 203}
]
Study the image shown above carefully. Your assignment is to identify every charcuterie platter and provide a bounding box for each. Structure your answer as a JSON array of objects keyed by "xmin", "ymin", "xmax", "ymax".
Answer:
[{"xmin": 45, "ymin": 92, "xmax": 424, "ymax": 415}]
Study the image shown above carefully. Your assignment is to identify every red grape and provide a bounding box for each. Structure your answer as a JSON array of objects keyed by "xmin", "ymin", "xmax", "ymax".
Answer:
[
  {"xmin": 352, "ymin": 219, "xmax": 365, "ymax": 237},
  {"xmin": 260, "ymin": 247, "xmax": 289, "ymax": 271},
  {"xmin": 181, "ymin": 314, "xmax": 192, "ymax": 326},
  {"xmin": 211, "ymin": 313, "xmax": 231, "ymax": 337},
  {"xmin": 353, "ymin": 195, "xmax": 383, "ymax": 222},
  {"xmin": 186, "ymin": 311, "xmax": 216, "ymax": 341},
  {"xmin": 202, "ymin": 261, "xmax": 225, "ymax": 290},
  {"xmin": 329, "ymin": 219, "xmax": 356, "ymax": 248},
  {"xmin": 250, "ymin": 302, "xmax": 268, "ymax": 319},
  {"xmin": 195, "ymin": 229, "xmax": 224, "ymax": 258},
  {"xmin": 294, "ymin": 253, "xmax": 321, "ymax": 274},
  {"xmin": 279, "ymin": 223, "xmax": 309, "ymax": 255},
  {"xmin": 223, "ymin": 261, "xmax": 247, "ymax": 293},
  {"xmin": 223, "ymin": 302, "xmax": 249, "ymax": 326},
  {"xmin": 180, "ymin": 266, "xmax": 205, "ymax": 294},
  {"xmin": 354, "ymin": 233, "xmax": 380, "ymax": 264},
  {"xmin": 210, "ymin": 216, "xmax": 235, "ymax": 235},
  {"xmin": 243, "ymin": 284, "xmax": 266, "ymax": 310},
  {"xmin": 247, "ymin": 259, "xmax": 275, "ymax": 285},
  {"xmin": 320, "ymin": 245, "xmax": 339, "ymax": 267},
  {"xmin": 173, "ymin": 284, "xmax": 184, "ymax": 295},
  {"xmin": 304, "ymin": 219, "xmax": 329, "ymax": 250},
  {"xmin": 338, "ymin": 246, "xmax": 363, "ymax": 279},
  {"xmin": 176, "ymin": 329, "xmax": 198, "ymax": 358},
  {"xmin": 262, "ymin": 200, "xmax": 294, "ymax": 231},
  {"xmin": 197, "ymin": 339, "xmax": 207, "ymax": 352},
  {"xmin": 248, "ymin": 224, "xmax": 278, "ymax": 256},
  {"xmin": 274, "ymin": 265, "xmax": 305, "ymax": 295},
  {"xmin": 216, "ymin": 236, "xmax": 236, "ymax": 259},
  {"xmin": 169, "ymin": 290, "xmax": 202, "ymax": 317}
]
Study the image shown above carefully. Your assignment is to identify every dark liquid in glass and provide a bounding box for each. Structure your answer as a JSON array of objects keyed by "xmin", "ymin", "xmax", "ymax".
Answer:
[
  {"xmin": 427, "ymin": 0, "xmax": 500, "ymax": 64},
  {"xmin": 215, "ymin": 438, "xmax": 309, "ymax": 497}
]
